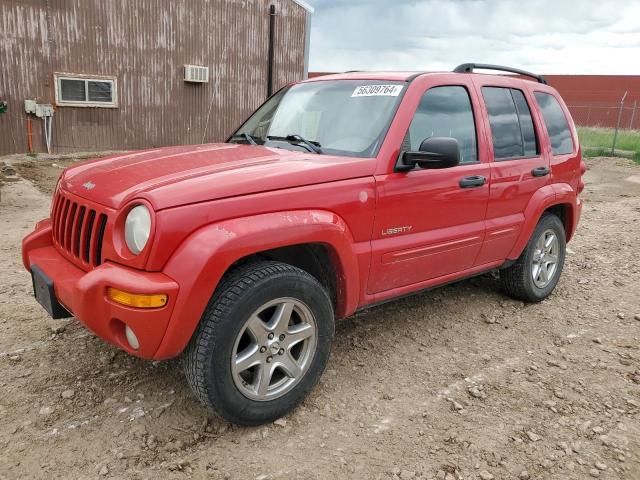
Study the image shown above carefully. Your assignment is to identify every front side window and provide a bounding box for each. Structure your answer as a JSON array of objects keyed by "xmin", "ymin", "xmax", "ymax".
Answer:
[
  {"xmin": 482, "ymin": 87, "xmax": 539, "ymax": 160},
  {"xmin": 233, "ymin": 80, "xmax": 405, "ymax": 157},
  {"xmin": 534, "ymin": 92, "xmax": 574, "ymax": 155},
  {"xmin": 407, "ymin": 86, "xmax": 478, "ymax": 164},
  {"xmin": 55, "ymin": 74, "xmax": 117, "ymax": 107}
]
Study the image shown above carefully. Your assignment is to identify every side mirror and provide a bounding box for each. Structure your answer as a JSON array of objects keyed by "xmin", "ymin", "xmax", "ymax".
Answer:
[{"xmin": 397, "ymin": 137, "xmax": 461, "ymax": 171}]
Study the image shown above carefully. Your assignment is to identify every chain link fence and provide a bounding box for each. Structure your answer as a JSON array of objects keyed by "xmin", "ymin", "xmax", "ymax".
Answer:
[
  {"xmin": 566, "ymin": 94, "xmax": 639, "ymax": 158},
  {"xmin": 567, "ymin": 102, "xmax": 639, "ymax": 130}
]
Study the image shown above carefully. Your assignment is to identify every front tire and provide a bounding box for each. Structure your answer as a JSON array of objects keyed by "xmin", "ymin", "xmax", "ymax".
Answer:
[
  {"xmin": 501, "ymin": 213, "xmax": 566, "ymax": 302},
  {"xmin": 183, "ymin": 261, "xmax": 334, "ymax": 425}
]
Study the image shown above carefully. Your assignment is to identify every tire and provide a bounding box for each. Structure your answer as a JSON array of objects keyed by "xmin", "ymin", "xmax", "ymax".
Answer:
[
  {"xmin": 500, "ymin": 213, "xmax": 566, "ymax": 303},
  {"xmin": 183, "ymin": 261, "xmax": 334, "ymax": 425}
]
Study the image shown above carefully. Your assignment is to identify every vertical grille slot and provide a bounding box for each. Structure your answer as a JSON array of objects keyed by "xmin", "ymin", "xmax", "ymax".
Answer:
[
  {"xmin": 83, "ymin": 210, "xmax": 96, "ymax": 264},
  {"xmin": 58, "ymin": 198, "xmax": 70, "ymax": 245},
  {"xmin": 73, "ymin": 206, "xmax": 86, "ymax": 256},
  {"xmin": 64, "ymin": 203, "xmax": 77, "ymax": 251},
  {"xmin": 95, "ymin": 214, "xmax": 108, "ymax": 265}
]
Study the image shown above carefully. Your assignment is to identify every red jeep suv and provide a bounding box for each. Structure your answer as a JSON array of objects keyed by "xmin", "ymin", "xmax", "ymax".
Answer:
[{"xmin": 22, "ymin": 64, "xmax": 584, "ymax": 425}]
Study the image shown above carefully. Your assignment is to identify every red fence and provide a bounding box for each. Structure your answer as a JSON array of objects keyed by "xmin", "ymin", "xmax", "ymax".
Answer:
[{"xmin": 545, "ymin": 75, "xmax": 640, "ymax": 130}]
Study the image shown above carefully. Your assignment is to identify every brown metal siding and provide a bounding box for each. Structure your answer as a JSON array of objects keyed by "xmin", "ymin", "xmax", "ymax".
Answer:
[{"xmin": 0, "ymin": 0, "xmax": 308, "ymax": 155}]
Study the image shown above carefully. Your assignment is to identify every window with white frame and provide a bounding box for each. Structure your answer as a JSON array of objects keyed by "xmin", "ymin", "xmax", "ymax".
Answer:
[{"xmin": 54, "ymin": 74, "xmax": 117, "ymax": 107}]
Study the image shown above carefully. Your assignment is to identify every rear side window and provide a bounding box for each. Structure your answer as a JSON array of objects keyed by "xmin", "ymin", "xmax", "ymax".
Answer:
[
  {"xmin": 482, "ymin": 87, "xmax": 539, "ymax": 160},
  {"xmin": 407, "ymin": 86, "xmax": 478, "ymax": 164},
  {"xmin": 534, "ymin": 92, "xmax": 574, "ymax": 155}
]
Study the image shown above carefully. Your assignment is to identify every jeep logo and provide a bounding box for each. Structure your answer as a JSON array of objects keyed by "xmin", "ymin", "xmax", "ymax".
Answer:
[{"xmin": 82, "ymin": 181, "xmax": 96, "ymax": 190}]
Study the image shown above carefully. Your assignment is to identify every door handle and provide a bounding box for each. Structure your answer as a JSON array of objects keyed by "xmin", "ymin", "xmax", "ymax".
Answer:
[
  {"xmin": 459, "ymin": 175, "xmax": 486, "ymax": 188},
  {"xmin": 532, "ymin": 166, "xmax": 550, "ymax": 177}
]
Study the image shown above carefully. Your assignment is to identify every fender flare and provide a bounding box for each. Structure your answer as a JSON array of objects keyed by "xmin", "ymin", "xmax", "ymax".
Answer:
[
  {"xmin": 153, "ymin": 209, "xmax": 360, "ymax": 359},
  {"xmin": 507, "ymin": 183, "xmax": 577, "ymax": 260}
]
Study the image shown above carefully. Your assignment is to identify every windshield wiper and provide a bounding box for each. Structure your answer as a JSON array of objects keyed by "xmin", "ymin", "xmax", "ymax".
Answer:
[
  {"xmin": 229, "ymin": 133, "xmax": 258, "ymax": 145},
  {"xmin": 267, "ymin": 134, "xmax": 322, "ymax": 154}
]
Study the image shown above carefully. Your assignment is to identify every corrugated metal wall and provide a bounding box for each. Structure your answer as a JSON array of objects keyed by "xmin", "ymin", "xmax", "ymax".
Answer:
[{"xmin": 0, "ymin": 0, "xmax": 308, "ymax": 154}]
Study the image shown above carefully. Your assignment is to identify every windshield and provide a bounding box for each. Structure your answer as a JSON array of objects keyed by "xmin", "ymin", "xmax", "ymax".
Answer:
[{"xmin": 232, "ymin": 80, "xmax": 406, "ymax": 157}]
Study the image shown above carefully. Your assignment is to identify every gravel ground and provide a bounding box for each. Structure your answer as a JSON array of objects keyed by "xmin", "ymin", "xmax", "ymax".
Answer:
[{"xmin": 0, "ymin": 155, "xmax": 639, "ymax": 480}]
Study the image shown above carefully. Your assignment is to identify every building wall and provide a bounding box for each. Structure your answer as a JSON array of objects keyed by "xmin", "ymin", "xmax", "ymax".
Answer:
[{"xmin": 0, "ymin": 0, "xmax": 308, "ymax": 155}]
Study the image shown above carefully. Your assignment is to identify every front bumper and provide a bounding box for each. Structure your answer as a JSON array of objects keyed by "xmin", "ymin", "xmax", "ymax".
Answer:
[{"xmin": 23, "ymin": 220, "xmax": 179, "ymax": 359}]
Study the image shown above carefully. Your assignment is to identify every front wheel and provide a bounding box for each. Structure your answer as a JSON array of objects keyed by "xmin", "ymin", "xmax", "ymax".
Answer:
[
  {"xmin": 500, "ymin": 213, "xmax": 566, "ymax": 302},
  {"xmin": 183, "ymin": 261, "xmax": 334, "ymax": 425}
]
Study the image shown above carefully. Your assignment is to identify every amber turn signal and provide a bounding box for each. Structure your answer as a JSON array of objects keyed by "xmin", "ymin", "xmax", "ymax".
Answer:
[{"xmin": 107, "ymin": 288, "xmax": 167, "ymax": 308}]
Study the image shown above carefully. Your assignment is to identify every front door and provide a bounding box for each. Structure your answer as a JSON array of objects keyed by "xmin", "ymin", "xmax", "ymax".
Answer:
[{"xmin": 368, "ymin": 83, "xmax": 490, "ymax": 294}]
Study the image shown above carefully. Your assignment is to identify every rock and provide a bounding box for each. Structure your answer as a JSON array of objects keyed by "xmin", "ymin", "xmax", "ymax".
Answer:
[
  {"xmin": 99, "ymin": 465, "xmax": 109, "ymax": 476},
  {"xmin": 617, "ymin": 313, "xmax": 625, "ymax": 319},
  {"xmin": 554, "ymin": 389, "xmax": 566, "ymax": 399},
  {"xmin": 526, "ymin": 431, "xmax": 542, "ymax": 442},
  {"xmin": 595, "ymin": 462, "xmax": 607, "ymax": 471},
  {"xmin": 519, "ymin": 471, "xmax": 530, "ymax": 480},
  {"xmin": 273, "ymin": 418, "xmax": 287, "ymax": 427},
  {"xmin": 483, "ymin": 314, "xmax": 497, "ymax": 324},
  {"xmin": 592, "ymin": 338, "xmax": 602, "ymax": 344},
  {"xmin": 468, "ymin": 386, "xmax": 486, "ymax": 399},
  {"xmin": 51, "ymin": 324, "xmax": 66, "ymax": 334},
  {"xmin": 634, "ymin": 314, "xmax": 640, "ymax": 321},
  {"xmin": 39, "ymin": 406, "xmax": 54, "ymax": 416},
  {"xmin": 479, "ymin": 471, "xmax": 494, "ymax": 480},
  {"xmin": 61, "ymin": 389, "xmax": 75, "ymax": 399},
  {"xmin": 400, "ymin": 470, "xmax": 416, "ymax": 480},
  {"xmin": 592, "ymin": 426, "xmax": 604, "ymax": 434},
  {"xmin": 589, "ymin": 468, "xmax": 600, "ymax": 478},
  {"xmin": 436, "ymin": 470, "xmax": 446, "ymax": 480}
]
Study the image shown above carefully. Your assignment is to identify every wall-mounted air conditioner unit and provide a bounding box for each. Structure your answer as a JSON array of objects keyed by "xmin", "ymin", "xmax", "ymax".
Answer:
[{"xmin": 184, "ymin": 65, "xmax": 209, "ymax": 83}]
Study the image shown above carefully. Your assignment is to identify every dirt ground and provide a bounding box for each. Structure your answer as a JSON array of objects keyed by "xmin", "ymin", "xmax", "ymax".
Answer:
[{"xmin": 1, "ymin": 154, "xmax": 639, "ymax": 480}]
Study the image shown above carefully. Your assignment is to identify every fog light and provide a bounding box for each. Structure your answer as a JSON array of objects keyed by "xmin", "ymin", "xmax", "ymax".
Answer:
[
  {"xmin": 107, "ymin": 287, "xmax": 167, "ymax": 308},
  {"xmin": 125, "ymin": 325, "xmax": 140, "ymax": 350}
]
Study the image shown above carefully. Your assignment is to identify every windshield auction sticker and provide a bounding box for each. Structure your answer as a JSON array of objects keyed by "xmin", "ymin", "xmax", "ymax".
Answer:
[{"xmin": 351, "ymin": 85, "xmax": 404, "ymax": 97}]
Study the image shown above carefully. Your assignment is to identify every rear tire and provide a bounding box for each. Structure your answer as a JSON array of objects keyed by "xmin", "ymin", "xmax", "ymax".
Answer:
[
  {"xmin": 501, "ymin": 213, "xmax": 566, "ymax": 302},
  {"xmin": 183, "ymin": 261, "xmax": 334, "ymax": 426}
]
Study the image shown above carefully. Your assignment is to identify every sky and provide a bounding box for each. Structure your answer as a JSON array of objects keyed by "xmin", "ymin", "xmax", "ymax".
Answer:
[{"xmin": 306, "ymin": 0, "xmax": 640, "ymax": 75}]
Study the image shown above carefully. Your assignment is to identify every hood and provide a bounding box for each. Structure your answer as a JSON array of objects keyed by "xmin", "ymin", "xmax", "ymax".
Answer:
[{"xmin": 60, "ymin": 143, "xmax": 376, "ymax": 210}]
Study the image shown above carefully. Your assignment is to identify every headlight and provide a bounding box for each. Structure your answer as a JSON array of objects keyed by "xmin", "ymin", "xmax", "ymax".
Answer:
[{"xmin": 125, "ymin": 205, "xmax": 151, "ymax": 254}]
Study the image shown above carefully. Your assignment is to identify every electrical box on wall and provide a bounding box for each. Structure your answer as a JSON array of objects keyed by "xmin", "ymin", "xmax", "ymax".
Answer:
[
  {"xmin": 24, "ymin": 100, "xmax": 53, "ymax": 117},
  {"xmin": 184, "ymin": 65, "xmax": 209, "ymax": 83}
]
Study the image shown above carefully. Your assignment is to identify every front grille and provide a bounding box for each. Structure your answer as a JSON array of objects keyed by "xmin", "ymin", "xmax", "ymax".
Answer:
[{"xmin": 51, "ymin": 190, "xmax": 108, "ymax": 268}]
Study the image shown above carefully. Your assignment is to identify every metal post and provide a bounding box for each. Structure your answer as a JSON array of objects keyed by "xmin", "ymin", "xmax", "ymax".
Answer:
[
  {"xmin": 630, "ymin": 100, "xmax": 637, "ymax": 130},
  {"xmin": 611, "ymin": 91, "xmax": 628, "ymax": 155},
  {"xmin": 267, "ymin": 4, "xmax": 276, "ymax": 98}
]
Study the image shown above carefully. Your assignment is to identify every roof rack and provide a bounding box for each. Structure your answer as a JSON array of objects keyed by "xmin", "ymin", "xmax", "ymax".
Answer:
[{"xmin": 453, "ymin": 63, "xmax": 548, "ymax": 85}]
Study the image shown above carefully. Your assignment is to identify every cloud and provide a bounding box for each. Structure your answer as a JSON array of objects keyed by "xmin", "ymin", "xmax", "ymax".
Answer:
[{"xmin": 307, "ymin": 0, "xmax": 640, "ymax": 74}]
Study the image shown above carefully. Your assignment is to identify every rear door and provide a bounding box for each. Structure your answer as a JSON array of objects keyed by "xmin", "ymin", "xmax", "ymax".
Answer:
[{"xmin": 471, "ymin": 78, "xmax": 552, "ymax": 264}]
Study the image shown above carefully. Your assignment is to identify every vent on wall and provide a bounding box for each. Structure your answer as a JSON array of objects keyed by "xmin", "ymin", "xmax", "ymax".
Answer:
[{"xmin": 184, "ymin": 65, "xmax": 209, "ymax": 83}]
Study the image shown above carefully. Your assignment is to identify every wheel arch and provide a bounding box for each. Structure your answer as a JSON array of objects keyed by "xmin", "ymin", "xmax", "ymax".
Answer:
[
  {"xmin": 507, "ymin": 184, "xmax": 579, "ymax": 260},
  {"xmin": 153, "ymin": 210, "xmax": 360, "ymax": 359}
]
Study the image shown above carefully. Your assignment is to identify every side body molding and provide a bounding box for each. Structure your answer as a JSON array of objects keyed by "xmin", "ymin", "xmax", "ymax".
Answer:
[{"xmin": 154, "ymin": 210, "xmax": 360, "ymax": 359}]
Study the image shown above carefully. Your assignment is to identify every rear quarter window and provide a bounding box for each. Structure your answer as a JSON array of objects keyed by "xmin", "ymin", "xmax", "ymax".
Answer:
[{"xmin": 533, "ymin": 92, "xmax": 574, "ymax": 155}]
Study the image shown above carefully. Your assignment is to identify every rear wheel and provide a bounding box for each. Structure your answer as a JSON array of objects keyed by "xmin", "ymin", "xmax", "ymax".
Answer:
[
  {"xmin": 183, "ymin": 261, "xmax": 334, "ymax": 425},
  {"xmin": 501, "ymin": 213, "xmax": 566, "ymax": 302}
]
